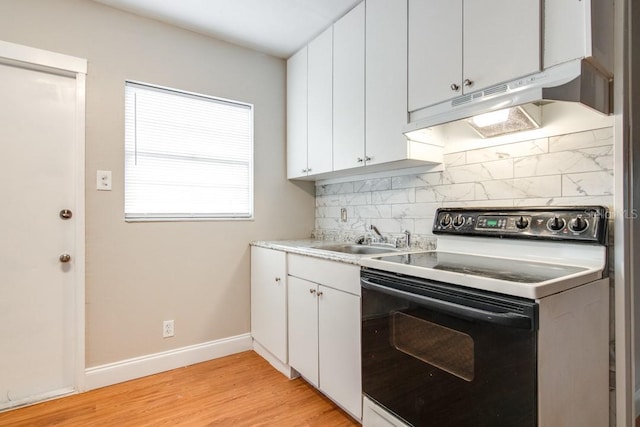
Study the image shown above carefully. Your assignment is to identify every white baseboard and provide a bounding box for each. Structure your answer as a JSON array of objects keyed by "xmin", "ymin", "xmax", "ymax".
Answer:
[{"xmin": 84, "ymin": 333, "xmax": 252, "ymax": 391}]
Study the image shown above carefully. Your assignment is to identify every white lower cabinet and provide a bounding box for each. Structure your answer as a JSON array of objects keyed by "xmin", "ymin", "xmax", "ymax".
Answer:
[
  {"xmin": 250, "ymin": 247, "xmax": 287, "ymax": 364},
  {"xmin": 318, "ymin": 284, "xmax": 361, "ymax": 419},
  {"xmin": 288, "ymin": 276, "xmax": 319, "ymax": 386},
  {"xmin": 288, "ymin": 254, "xmax": 362, "ymax": 419}
]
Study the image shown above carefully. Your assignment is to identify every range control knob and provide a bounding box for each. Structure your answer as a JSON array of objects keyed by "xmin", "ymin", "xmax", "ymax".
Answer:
[
  {"xmin": 453, "ymin": 214, "xmax": 465, "ymax": 228},
  {"xmin": 569, "ymin": 217, "xmax": 589, "ymax": 233},
  {"xmin": 515, "ymin": 216, "xmax": 529, "ymax": 229},
  {"xmin": 547, "ymin": 216, "xmax": 566, "ymax": 231},
  {"xmin": 440, "ymin": 213, "xmax": 452, "ymax": 227}
]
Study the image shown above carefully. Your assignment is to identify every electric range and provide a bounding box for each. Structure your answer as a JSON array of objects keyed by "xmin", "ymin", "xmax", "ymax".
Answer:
[{"xmin": 360, "ymin": 206, "xmax": 610, "ymax": 427}]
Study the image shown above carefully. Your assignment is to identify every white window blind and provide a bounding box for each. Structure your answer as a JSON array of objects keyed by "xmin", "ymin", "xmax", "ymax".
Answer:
[{"xmin": 124, "ymin": 81, "xmax": 253, "ymax": 220}]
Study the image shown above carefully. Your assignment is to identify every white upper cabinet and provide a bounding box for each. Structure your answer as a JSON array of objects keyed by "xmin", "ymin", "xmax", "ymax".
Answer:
[
  {"xmin": 408, "ymin": 0, "xmax": 461, "ymax": 112},
  {"xmin": 544, "ymin": 0, "xmax": 613, "ymax": 74},
  {"xmin": 365, "ymin": 0, "xmax": 409, "ymax": 165},
  {"xmin": 286, "ymin": 27, "xmax": 333, "ymax": 179},
  {"xmin": 307, "ymin": 27, "xmax": 333, "ymax": 176},
  {"xmin": 408, "ymin": 0, "xmax": 541, "ymax": 112},
  {"xmin": 287, "ymin": 0, "xmax": 444, "ymax": 180},
  {"xmin": 333, "ymin": 1, "xmax": 365, "ymax": 171},
  {"xmin": 286, "ymin": 47, "xmax": 308, "ymax": 179},
  {"xmin": 463, "ymin": 0, "xmax": 540, "ymax": 93}
]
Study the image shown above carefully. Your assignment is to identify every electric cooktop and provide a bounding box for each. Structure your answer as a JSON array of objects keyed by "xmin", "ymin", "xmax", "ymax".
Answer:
[
  {"xmin": 360, "ymin": 206, "xmax": 609, "ymax": 299},
  {"xmin": 374, "ymin": 251, "xmax": 587, "ymax": 284}
]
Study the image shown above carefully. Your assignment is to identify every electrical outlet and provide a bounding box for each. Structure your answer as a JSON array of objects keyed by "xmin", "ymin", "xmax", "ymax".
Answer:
[
  {"xmin": 96, "ymin": 170, "xmax": 112, "ymax": 191},
  {"xmin": 340, "ymin": 207, "xmax": 348, "ymax": 222},
  {"xmin": 163, "ymin": 320, "xmax": 174, "ymax": 338}
]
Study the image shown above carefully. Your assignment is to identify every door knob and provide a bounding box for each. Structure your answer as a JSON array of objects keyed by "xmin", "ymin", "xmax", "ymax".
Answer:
[
  {"xmin": 59, "ymin": 254, "xmax": 71, "ymax": 263},
  {"xmin": 59, "ymin": 209, "xmax": 73, "ymax": 220}
]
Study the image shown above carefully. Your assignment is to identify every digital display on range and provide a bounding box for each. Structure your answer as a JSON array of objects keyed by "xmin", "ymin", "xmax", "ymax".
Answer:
[{"xmin": 477, "ymin": 216, "xmax": 505, "ymax": 230}]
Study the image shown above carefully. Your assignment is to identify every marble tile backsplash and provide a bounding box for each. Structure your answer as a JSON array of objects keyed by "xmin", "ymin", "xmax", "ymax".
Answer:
[{"xmin": 313, "ymin": 127, "xmax": 614, "ymax": 248}]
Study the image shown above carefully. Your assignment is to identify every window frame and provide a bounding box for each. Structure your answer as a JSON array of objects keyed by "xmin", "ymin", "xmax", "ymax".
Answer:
[{"xmin": 124, "ymin": 80, "xmax": 255, "ymax": 222}]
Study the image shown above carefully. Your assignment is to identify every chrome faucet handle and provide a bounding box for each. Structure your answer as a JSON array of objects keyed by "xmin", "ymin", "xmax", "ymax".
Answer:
[
  {"xmin": 370, "ymin": 224, "xmax": 385, "ymax": 242},
  {"xmin": 403, "ymin": 229, "xmax": 412, "ymax": 248}
]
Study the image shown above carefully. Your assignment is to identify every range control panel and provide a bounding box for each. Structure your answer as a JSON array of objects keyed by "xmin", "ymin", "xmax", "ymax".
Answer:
[{"xmin": 433, "ymin": 206, "xmax": 608, "ymax": 244}]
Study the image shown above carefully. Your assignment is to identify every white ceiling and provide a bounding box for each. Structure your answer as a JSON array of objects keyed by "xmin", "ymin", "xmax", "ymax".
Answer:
[{"xmin": 91, "ymin": 0, "xmax": 361, "ymax": 58}]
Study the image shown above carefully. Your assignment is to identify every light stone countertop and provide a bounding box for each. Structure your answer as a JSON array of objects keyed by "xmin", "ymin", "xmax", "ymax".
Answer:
[{"xmin": 250, "ymin": 239, "xmax": 418, "ymax": 265}]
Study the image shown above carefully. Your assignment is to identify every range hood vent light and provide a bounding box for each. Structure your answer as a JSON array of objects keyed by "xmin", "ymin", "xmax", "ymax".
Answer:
[
  {"xmin": 405, "ymin": 59, "xmax": 612, "ymax": 138},
  {"xmin": 466, "ymin": 105, "xmax": 541, "ymax": 138}
]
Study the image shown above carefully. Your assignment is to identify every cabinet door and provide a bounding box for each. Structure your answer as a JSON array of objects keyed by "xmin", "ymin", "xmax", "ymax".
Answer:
[
  {"xmin": 408, "ymin": 0, "xmax": 462, "ymax": 111},
  {"xmin": 250, "ymin": 247, "xmax": 287, "ymax": 362},
  {"xmin": 286, "ymin": 47, "xmax": 308, "ymax": 179},
  {"xmin": 318, "ymin": 285, "xmax": 362, "ymax": 418},
  {"xmin": 288, "ymin": 276, "xmax": 319, "ymax": 387},
  {"xmin": 333, "ymin": 2, "xmax": 365, "ymax": 171},
  {"xmin": 307, "ymin": 27, "xmax": 333, "ymax": 176},
  {"xmin": 463, "ymin": 0, "xmax": 541, "ymax": 93},
  {"xmin": 365, "ymin": 0, "xmax": 408, "ymax": 165},
  {"xmin": 543, "ymin": 0, "xmax": 588, "ymax": 69}
]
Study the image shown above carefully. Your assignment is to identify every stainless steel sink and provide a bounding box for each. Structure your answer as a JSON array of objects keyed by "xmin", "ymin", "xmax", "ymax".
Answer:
[{"xmin": 312, "ymin": 244, "xmax": 402, "ymax": 255}]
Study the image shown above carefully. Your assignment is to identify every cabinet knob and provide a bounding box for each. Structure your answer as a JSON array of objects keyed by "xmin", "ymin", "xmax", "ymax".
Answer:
[
  {"xmin": 450, "ymin": 83, "xmax": 460, "ymax": 91},
  {"xmin": 307, "ymin": 167, "xmax": 312, "ymax": 172},
  {"xmin": 463, "ymin": 79, "xmax": 473, "ymax": 87},
  {"xmin": 365, "ymin": 156, "xmax": 372, "ymax": 162},
  {"xmin": 275, "ymin": 277, "xmax": 281, "ymax": 283},
  {"xmin": 309, "ymin": 288, "xmax": 316, "ymax": 294},
  {"xmin": 317, "ymin": 291, "xmax": 323, "ymax": 297},
  {"xmin": 301, "ymin": 168, "xmax": 307, "ymax": 173},
  {"xmin": 357, "ymin": 157, "xmax": 364, "ymax": 163}
]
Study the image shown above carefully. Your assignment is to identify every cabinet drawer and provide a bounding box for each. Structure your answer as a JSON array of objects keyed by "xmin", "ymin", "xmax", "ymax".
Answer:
[{"xmin": 288, "ymin": 254, "xmax": 360, "ymax": 296}]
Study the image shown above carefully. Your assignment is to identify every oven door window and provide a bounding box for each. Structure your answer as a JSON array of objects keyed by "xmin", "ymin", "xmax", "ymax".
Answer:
[
  {"xmin": 362, "ymin": 286, "xmax": 537, "ymax": 427},
  {"xmin": 392, "ymin": 311, "xmax": 474, "ymax": 382}
]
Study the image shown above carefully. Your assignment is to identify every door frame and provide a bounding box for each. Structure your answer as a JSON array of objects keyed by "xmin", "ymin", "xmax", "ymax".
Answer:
[{"xmin": 0, "ymin": 40, "xmax": 87, "ymax": 394}]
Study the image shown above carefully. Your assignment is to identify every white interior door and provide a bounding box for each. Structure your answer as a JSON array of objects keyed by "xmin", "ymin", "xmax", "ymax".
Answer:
[{"xmin": 0, "ymin": 60, "xmax": 80, "ymax": 409}]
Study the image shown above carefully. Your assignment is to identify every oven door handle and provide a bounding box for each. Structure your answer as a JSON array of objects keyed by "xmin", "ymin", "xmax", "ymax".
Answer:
[{"xmin": 361, "ymin": 277, "xmax": 533, "ymax": 329}]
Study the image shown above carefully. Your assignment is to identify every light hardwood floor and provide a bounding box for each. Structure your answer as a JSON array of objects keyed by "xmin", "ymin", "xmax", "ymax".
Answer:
[{"xmin": 0, "ymin": 351, "xmax": 360, "ymax": 426}]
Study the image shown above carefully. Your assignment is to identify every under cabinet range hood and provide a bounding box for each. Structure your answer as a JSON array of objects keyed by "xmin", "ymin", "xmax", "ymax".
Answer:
[{"xmin": 405, "ymin": 58, "xmax": 612, "ymax": 139}]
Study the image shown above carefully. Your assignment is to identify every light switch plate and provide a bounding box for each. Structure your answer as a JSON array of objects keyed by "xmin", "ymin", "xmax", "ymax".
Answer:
[{"xmin": 96, "ymin": 170, "xmax": 112, "ymax": 191}]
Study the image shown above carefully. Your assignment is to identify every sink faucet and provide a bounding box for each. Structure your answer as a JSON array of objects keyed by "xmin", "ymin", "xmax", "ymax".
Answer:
[
  {"xmin": 404, "ymin": 229, "xmax": 411, "ymax": 248},
  {"xmin": 370, "ymin": 224, "xmax": 385, "ymax": 242}
]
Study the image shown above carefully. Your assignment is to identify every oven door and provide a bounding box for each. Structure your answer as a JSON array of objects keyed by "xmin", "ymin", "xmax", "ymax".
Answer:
[{"xmin": 361, "ymin": 269, "xmax": 538, "ymax": 427}]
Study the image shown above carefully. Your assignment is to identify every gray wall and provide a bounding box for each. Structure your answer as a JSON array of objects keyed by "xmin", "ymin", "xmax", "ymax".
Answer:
[{"xmin": 0, "ymin": 0, "xmax": 314, "ymax": 367}]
